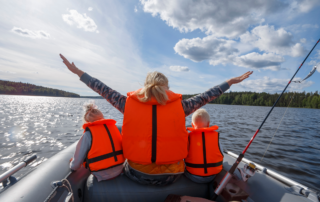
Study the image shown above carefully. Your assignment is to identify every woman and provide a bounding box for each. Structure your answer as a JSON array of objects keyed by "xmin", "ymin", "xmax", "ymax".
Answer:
[{"xmin": 60, "ymin": 54, "xmax": 252, "ymax": 185}]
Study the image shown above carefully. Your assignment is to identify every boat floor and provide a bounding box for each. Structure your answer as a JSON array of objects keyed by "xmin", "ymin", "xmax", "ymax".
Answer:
[{"xmin": 82, "ymin": 153, "xmax": 315, "ymax": 202}]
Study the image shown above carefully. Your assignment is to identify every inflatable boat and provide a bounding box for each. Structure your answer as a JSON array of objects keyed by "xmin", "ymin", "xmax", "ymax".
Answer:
[{"xmin": 0, "ymin": 126, "xmax": 319, "ymax": 202}]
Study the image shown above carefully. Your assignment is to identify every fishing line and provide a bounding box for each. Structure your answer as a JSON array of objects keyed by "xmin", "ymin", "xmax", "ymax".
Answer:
[
  {"xmin": 260, "ymin": 65, "xmax": 318, "ymax": 161},
  {"xmin": 260, "ymin": 91, "xmax": 296, "ymax": 161},
  {"xmin": 213, "ymin": 38, "xmax": 320, "ymax": 199}
]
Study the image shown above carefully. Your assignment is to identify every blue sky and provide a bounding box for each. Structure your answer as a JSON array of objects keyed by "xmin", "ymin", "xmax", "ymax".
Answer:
[{"xmin": 0, "ymin": 0, "xmax": 319, "ymax": 96}]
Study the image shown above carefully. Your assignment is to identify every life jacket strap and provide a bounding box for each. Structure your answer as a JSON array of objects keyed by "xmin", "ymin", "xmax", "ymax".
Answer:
[
  {"xmin": 185, "ymin": 161, "xmax": 223, "ymax": 168},
  {"xmin": 104, "ymin": 124, "xmax": 118, "ymax": 162},
  {"xmin": 87, "ymin": 150, "xmax": 123, "ymax": 164},
  {"xmin": 202, "ymin": 132, "xmax": 207, "ymax": 173},
  {"xmin": 151, "ymin": 105, "xmax": 157, "ymax": 163}
]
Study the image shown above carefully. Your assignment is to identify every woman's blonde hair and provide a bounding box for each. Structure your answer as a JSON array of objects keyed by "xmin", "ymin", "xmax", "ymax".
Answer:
[
  {"xmin": 136, "ymin": 71, "xmax": 169, "ymax": 105},
  {"xmin": 83, "ymin": 100, "xmax": 104, "ymax": 123}
]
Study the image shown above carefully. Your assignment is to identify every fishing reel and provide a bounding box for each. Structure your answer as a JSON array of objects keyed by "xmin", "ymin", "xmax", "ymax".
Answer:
[{"xmin": 238, "ymin": 162, "xmax": 257, "ymax": 182}]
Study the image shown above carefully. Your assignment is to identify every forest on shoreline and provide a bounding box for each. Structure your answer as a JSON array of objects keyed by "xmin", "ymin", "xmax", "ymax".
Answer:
[
  {"xmin": 182, "ymin": 91, "xmax": 320, "ymax": 109},
  {"xmin": 1, "ymin": 79, "xmax": 319, "ymax": 108},
  {"xmin": 0, "ymin": 80, "xmax": 79, "ymax": 97}
]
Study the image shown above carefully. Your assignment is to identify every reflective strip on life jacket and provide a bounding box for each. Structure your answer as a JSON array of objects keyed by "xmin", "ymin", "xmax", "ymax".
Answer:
[{"xmin": 84, "ymin": 119, "xmax": 125, "ymax": 172}]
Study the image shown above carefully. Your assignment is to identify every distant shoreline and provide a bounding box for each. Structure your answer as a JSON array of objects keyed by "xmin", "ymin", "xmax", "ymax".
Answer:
[
  {"xmin": 1, "ymin": 94, "xmax": 319, "ymax": 110},
  {"xmin": 0, "ymin": 80, "xmax": 80, "ymax": 97},
  {"xmin": 0, "ymin": 94, "xmax": 103, "ymax": 99}
]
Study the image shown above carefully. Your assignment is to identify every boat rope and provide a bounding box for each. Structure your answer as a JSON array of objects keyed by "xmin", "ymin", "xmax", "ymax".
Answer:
[{"xmin": 260, "ymin": 92, "xmax": 296, "ymax": 161}]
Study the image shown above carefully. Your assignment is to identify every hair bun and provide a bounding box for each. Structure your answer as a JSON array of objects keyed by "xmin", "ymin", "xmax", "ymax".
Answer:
[{"xmin": 83, "ymin": 100, "xmax": 98, "ymax": 112}]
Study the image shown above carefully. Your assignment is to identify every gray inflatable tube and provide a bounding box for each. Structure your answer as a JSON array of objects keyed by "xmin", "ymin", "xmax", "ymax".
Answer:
[{"xmin": 0, "ymin": 126, "xmax": 319, "ymax": 202}]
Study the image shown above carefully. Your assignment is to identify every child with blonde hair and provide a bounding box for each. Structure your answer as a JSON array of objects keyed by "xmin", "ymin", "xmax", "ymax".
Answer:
[
  {"xmin": 184, "ymin": 108, "xmax": 224, "ymax": 183},
  {"xmin": 70, "ymin": 100, "xmax": 124, "ymax": 181}
]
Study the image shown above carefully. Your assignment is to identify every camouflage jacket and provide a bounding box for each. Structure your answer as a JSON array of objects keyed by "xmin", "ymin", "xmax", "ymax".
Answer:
[{"xmin": 80, "ymin": 73, "xmax": 229, "ymax": 117}]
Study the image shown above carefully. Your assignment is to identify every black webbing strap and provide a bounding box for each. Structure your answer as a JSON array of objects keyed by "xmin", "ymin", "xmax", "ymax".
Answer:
[
  {"xmin": 202, "ymin": 132, "xmax": 207, "ymax": 173},
  {"xmin": 151, "ymin": 105, "xmax": 157, "ymax": 163},
  {"xmin": 185, "ymin": 161, "xmax": 223, "ymax": 168},
  {"xmin": 87, "ymin": 150, "xmax": 123, "ymax": 164},
  {"xmin": 104, "ymin": 124, "xmax": 118, "ymax": 162}
]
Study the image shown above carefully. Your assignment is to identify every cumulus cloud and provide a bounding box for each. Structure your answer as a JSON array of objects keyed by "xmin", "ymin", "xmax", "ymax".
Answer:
[
  {"xmin": 234, "ymin": 52, "xmax": 285, "ymax": 71},
  {"xmin": 169, "ymin": 66, "xmax": 189, "ymax": 72},
  {"xmin": 296, "ymin": 0, "xmax": 320, "ymax": 13},
  {"xmin": 140, "ymin": 0, "xmax": 286, "ymax": 38},
  {"xmin": 239, "ymin": 76, "xmax": 314, "ymax": 92},
  {"xmin": 174, "ymin": 35, "xmax": 238, "ymax": 65},
  {"xmin": 134, "ymin": 6, "xmax": 138, "ymax": 12},
  {"xmin": 62, "ymin": 10, "xmax": 97, "ymax": 32},
  {"xmin": 174, "ymin": 35, "xmax": 286, "ymax": 70},
  {"xmin": 88, "ymin": 7, "xmax": 93, "ymax": 11},
  {"xmin": 240, "ymin": 25, "xmax": 306, "ymax": 57},
  {"xmin": 11, "ymin": 27, "xmax": 50, "ymax": 39}
]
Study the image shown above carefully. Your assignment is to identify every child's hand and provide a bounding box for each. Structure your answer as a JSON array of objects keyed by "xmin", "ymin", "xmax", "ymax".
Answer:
[{"xmin": 227, "ymin": 71, "xmax": 253, "ymax": 86}]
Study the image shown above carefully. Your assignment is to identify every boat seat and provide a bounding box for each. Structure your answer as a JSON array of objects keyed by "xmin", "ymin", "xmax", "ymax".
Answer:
[{"xmin": 84, "ymin": 173, "xmax": 210, "ymax": 202}]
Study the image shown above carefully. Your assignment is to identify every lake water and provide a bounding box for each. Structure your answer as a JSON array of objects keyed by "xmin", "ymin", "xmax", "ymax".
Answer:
[{"xmin": 0, "ymin": 95, "xmax": 319, "ymax": 191}]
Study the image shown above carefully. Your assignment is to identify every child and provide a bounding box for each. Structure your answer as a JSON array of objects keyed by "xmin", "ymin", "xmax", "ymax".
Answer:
[
  {"xmin": 70, "ymin": 101, "xmax": 125, "ymax": 181},
  {"xmin": 184, "ymin": 108, "xmax": 224, "ymax": 183}
]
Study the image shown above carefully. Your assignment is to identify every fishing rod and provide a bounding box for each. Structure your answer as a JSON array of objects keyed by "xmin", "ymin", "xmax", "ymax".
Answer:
[{"xmin": 213, "ymin": 38, "xmax": 320, "ymax": 199}]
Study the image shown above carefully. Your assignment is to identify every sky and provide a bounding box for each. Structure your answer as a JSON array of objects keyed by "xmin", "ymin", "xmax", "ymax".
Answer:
[{"xmin": 0, "ymin": 0, "xmax": 320, "ymax": 96}]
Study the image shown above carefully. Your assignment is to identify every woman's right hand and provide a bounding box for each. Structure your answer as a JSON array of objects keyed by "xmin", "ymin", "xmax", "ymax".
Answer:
[
  {"xmin": 226, "ymin": 71, "xmax": 253, "ymax": 87},
  {"xmin": 60, "ymin": 54, "xmax": 84, "ymax": 78}
]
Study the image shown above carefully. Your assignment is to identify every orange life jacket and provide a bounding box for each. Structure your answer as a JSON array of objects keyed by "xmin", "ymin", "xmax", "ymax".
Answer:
[
  {"xmin": 82, "ymin": 119, "xmax": 125, "ymax": 172},
  {"xmin": 122, "ymin": 89, "xmax": 188, "ymax": 165},
  {"xmin": 185, "ymin": 125, "xmax": 224, "ymax": 176}
]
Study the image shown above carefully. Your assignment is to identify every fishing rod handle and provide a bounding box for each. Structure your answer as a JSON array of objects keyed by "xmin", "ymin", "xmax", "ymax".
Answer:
[{"xmin": 213, "ymin": 171, "xmax": 233, "ymax": 199}]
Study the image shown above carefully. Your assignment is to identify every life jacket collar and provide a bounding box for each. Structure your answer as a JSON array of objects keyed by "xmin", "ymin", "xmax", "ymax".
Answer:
[
  {"xmin": 127, "ymin": 88, "xmax": 182, "ymax": 105},
  {"xmin": 187, "ymin": 125, "xmax": 219, "ymax": 133},
  {"xmin": 82, "ymin": 119, "xmax": 116, "ymax": 129}
]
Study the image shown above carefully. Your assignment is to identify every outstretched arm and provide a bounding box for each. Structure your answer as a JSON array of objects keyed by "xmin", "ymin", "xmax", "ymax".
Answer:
[
  {"xmin": 60, "ymin": 54, "xmax": 127, "ymax": 114},
  {"xmin": 182, "ymin": 71, "xmax": 253, "ymax": 117}
]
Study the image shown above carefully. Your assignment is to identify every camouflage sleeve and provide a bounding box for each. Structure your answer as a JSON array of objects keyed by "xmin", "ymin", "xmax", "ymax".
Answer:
[
  {"xmin": 80, "ymin": 73, "xmax": 126, "ymax": 114},
  {"xmin": 182, "ymin": 82, "xmax": 230, "ymax": 117}
]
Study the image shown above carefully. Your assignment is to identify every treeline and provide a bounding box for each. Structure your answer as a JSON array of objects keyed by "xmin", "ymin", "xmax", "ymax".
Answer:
[
  {"xmin": 0, "ymin": 80, "xmax": 80, "ymax": 97},
  {"xmin": 183, "ymin": 91, "xmax": 320, "ymax": 109}
]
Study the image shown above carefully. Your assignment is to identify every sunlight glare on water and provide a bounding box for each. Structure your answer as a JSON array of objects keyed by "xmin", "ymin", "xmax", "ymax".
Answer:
[{"xmin": 0, "ymin": 95, "xmax": 123, "ymax": 180}]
